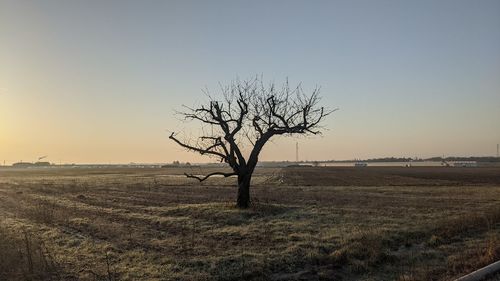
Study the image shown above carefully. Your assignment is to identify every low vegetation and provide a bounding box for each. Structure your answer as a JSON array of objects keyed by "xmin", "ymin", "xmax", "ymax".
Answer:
[
  {"xmin": 0, "ymin": 225, "xmax": 61, "ymax": 280},
  {"xmin": 0, "ymin": 166, "xmax": 499, "ymax": 280}
]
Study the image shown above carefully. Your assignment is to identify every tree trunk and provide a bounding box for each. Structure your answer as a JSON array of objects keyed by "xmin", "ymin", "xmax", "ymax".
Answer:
[{"xmin": 237, "ymin": 173, "xmax": 251, "ymax": 208}]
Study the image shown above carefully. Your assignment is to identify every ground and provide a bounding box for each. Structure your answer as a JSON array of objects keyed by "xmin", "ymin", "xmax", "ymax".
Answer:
[{"xmin": 0, "ymin": 166, "xmax": 499, "ymax": 280}]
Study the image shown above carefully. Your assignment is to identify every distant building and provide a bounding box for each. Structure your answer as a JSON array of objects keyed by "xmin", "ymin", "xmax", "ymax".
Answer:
[
  {"xmin": 12, "ymin": 161, "xmax": 51, "ymax": 168},
  {"xmin": 13, "ymin": 162, "xmax": 33, "ymax": 168},
  {"xmin": 453, "ymin": 161, "xmax": 477, "ymax": 167}
]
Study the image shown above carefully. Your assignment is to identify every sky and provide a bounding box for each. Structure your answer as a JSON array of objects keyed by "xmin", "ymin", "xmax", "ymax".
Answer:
[{"xmin": 1, "ymin": 0, "xmax": 499, "ymax": 164}]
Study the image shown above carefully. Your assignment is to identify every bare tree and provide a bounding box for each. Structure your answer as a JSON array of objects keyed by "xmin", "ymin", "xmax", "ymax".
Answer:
[{"xmin": 170, "ymin": 77, "xmax": 333, "ymax": 208}]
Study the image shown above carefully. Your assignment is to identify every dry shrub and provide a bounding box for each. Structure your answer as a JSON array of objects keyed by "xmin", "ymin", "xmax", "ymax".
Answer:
[
  {"xmin": 483, "ymin": 233, "xmax": 500, "ymax": 263},
  {"xmin": 0, "ymin": 227, "xmax": 61, "ymax": 281},
  {"xmin": 78, "ymin": 250, "xmax": 120, "ymax": 281},
  {"xmin": 446, "ymin": 232, "xmax": 500, "ymax": 276},
  {"xmin": 419, "ymin": 208, "xmax": 500, "ymax": 280},
  {"xmin": 329, "ymin": 231, "xmax": 396, "ymax": 273},
  {"xmin": 21, "ymin": 199, "xmax": 75, "ymax": 227},
  {"xmin": 434, "ymin": 207, "xmax": 500, "ymax": 241},
  {"xmin": 22, "ymin": 200, "xmax": 57, "ymax": 225}
]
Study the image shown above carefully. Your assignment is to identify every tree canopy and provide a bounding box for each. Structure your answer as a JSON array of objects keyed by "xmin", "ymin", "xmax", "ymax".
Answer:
[{"xmin": 170, "ymin": 77, "xmax": 333, "ymax": 208}]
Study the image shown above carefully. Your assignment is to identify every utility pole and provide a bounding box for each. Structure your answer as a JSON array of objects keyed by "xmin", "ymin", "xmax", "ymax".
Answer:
[
  {"xmin": 295, "ymin": 142, "xmax": 299, "ymax": 163},
  {"xmin": 497, "ymin": 144, "xmax": 499, "ymax": 158}
]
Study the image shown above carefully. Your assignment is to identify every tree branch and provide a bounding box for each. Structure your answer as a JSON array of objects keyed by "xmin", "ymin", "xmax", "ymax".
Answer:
[
  {"xmin": 184, "ymin": 171, "xmax": 237, "ymax": 182},
  {"xmin": 169, "ymin": 132, "xmax": 227, "ymax": 160},
  {"xmin": 170, "ymin": 77, "xmax": 333, "ymax": 180}
]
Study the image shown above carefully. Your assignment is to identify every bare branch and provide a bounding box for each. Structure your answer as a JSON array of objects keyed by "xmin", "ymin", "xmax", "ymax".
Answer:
[
  {"xmin": 171, "ymin": 77, "xmax": 333, "ymax": 176},
  {"xmin": 169, "ymin": 132, "xmax": 227, "ymax": 160},
  {"xmin": 184, "ymin": 171, "xmax": 237, "ymax": 182}
]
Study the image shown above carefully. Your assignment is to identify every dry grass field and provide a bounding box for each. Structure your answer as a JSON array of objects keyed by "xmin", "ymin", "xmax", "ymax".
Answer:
[{"xmin": 0, "ymin": 166, "xmax": 499, "ymax": 280}]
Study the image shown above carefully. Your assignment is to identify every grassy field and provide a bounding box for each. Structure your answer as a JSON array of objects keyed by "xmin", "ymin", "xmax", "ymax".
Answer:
[{"xmin": 0, "ymin": 166, "xmax": 499, "ymax": 280}]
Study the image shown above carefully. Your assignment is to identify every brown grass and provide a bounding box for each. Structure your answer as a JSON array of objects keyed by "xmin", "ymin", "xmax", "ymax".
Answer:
[
  {"xmin": 0, "ymin": 225, "xmax": 61, "ymax": 280},
  {"xmin": 0, "ymin": 166, "xmax": 499, "ymax": 280}
]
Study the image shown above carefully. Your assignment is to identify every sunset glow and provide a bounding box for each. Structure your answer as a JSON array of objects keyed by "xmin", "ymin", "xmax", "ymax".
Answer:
[{"xmin": 1, "ymin": 0, "xmax": 499, "ymax": 164}]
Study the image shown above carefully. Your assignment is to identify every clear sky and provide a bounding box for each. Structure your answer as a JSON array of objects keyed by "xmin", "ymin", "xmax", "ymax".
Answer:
[{"xmin": 1, "ymin": 0, "xmax": 499, "ymax": 164}]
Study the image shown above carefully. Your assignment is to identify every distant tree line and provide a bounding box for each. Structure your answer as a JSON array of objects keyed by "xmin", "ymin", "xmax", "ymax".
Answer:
[
  {"xmin": 306, "ymin": 156, "xmax": 500, "ymax": 163},
  {"xmin": 425, "ymin": 156, "xmax": 500, "ymax": 162}
]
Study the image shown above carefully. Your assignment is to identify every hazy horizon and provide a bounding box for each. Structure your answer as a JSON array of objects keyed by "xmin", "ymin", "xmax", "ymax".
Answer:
[{"xmin": 1, "ymin": 0, "xmax": 500, "ymax": 164}]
